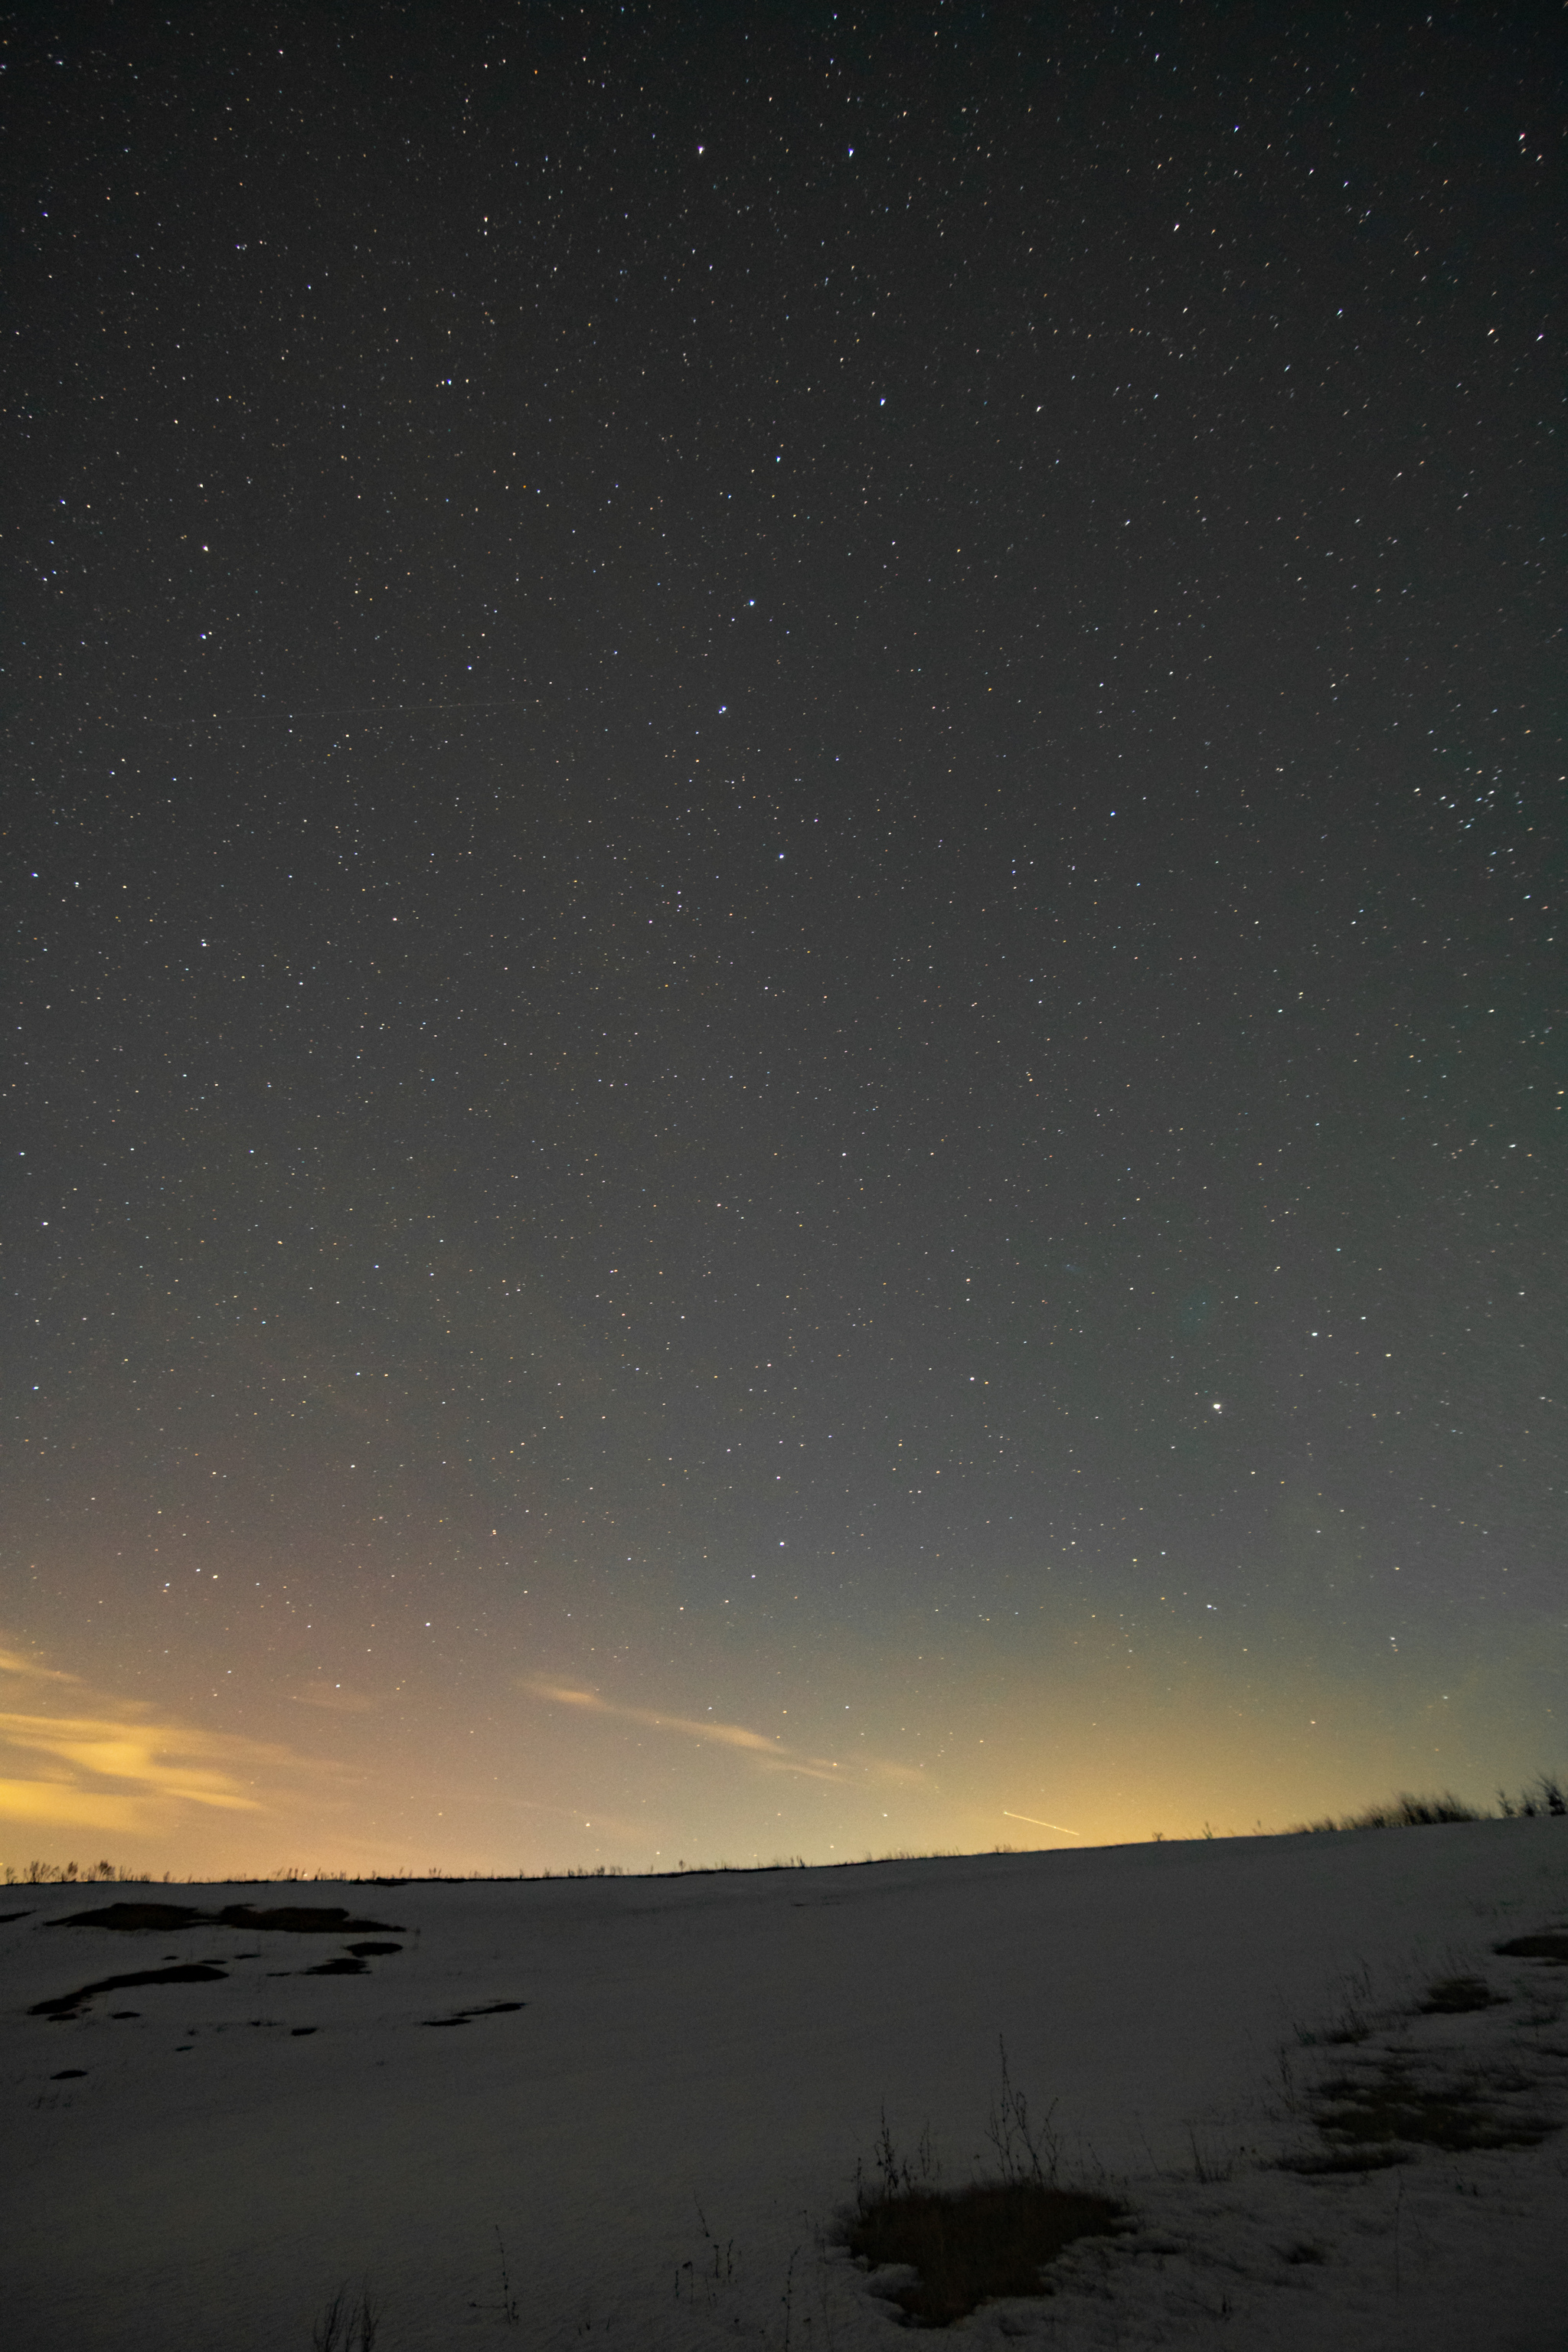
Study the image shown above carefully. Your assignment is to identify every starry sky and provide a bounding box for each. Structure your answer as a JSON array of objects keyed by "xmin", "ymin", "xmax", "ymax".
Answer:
[{"xmin": 5, "ymin": 2, "xmax": 1563, "ymax": 1877}]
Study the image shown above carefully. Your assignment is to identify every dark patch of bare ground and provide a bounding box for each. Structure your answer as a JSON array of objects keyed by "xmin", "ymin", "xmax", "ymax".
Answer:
[
  {"xmin": 1280, "ymin": 2057, "xmax": 1557, "ymax": 2175},
  {"xmin": 1495, "ymin": 1932, "xmax": 1568, "ymax": 1963},
  {"xmin": 1276, "ymin": 1914, "xmax": 1568, "ymax": 2177},
  {"xmin": 1418, "ymin": 1975, "xmax": 1505, "ymax": 2014},
  {"xmin": 49, "ymin": 1903, "xmax": 206, "ymax": 1932},
  {"xmin": 31, "ymin": 1961, "xmax": 229, "ymax": 2020},
  {"xmin": 302, "ymin": 1941, "xmax": 407, "ymax": 1975},
  {"xmin": 420, "ymin": 2000, "xmax": 525, "ymax": 2026},
  {"xmin": 52, "ymin": 1902, "xmax": 403, "ymax": 1934},
  {"xmin": 221, "ymin": 1906, "xmax": 404, "ymax": 1935},
  {"xmin": 36, "ymin": 1927, "xmax": 409, "ymax": 2015},
  {"xmin": 847, "ymin": 2183, "xmax": 1128, "ymax": 2326}
]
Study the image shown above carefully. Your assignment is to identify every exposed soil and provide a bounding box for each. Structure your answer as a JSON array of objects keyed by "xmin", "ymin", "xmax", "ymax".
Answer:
[
  {"xmin": 846, "ymin": 2181, "xmax": 1129, "ymax": 2325},
  {"xmin": 1308, "ymin": 2060, "xmax": 1555, "ymax": 2154},
  {"xmin": 31, "ymin": 1962, "xmax": 229, "ymax": 2020},
  {"xmin": 1495, "ymin": 1932, "xmax": 1568, "ymax": 1964},
  {"xmin": 420, "ymin": 1999, "xmax": 525, "ymax": 2026},
  {"xmin": 54, "ymin": 1901, "xmax": 403, "ymax": 1936},
  {"xmin": 217, "ymin": 1905, "xmax": 405, "ymax": 1934},
  {"xmin": 51, "ymin": 1903, "xmax": 204, "ymax": 1931},
  {"xmin": 1419, "ymin": 1975, "xmax": 1504, "ymax": 2014},
  {"xmin": 1279, "ymin": 2145, "xmax": 1410, "ymax": 2174}
]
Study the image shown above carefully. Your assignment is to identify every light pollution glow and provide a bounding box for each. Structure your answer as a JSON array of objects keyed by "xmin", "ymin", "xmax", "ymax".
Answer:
[{"xmin": 3, "ymin": 1602, "xmax": 1558, "ymax": 1880}]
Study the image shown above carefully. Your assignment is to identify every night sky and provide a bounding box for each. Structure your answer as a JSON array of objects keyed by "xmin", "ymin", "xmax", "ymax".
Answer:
[{"xmin": 5, "ymin": 3, "xmax": 1563, "ymax": 1877}]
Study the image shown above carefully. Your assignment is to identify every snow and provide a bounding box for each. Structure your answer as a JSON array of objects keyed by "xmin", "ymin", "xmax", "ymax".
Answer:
[{"xmin": 6, "ymin": 1819, "xmax": 1568, "ymax": 2350}]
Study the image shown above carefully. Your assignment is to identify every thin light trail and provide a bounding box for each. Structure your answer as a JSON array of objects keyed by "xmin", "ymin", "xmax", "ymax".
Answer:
[{"xmin": 1004, "ymin": 1810, "xmax": 1080, "ymax": 1837}]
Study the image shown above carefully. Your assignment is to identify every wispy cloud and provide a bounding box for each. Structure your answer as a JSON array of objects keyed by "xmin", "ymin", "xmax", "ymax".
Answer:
[
  {"xmin": 0, "ymin": 1779, "xmax": 153, "ymax": 1831},
  {"xmin": 0, "ymin": 1645, "xmax": 80, "ymax": 1686},
  {"xmin": 0, "ymin": 1713, "xmax": 266, "ymax": 1817},
  {"xmin": 0, "ymin": 1643, "xmax": 347, "ymax": 1838},
  {"xmin": 526, "ymin": 1683, "xmax": 926, "ymax": 1788}
]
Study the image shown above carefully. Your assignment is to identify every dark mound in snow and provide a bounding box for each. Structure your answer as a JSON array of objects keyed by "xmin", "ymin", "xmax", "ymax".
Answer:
[
  {"xmin": 1494, "ymin": 1932, "xmax": 1568, "ymax": 1964},
  {"xmin": 32, "ymin": 1962, "xmax": 229, "ymax": 2020},
  {"xmin": 55, "ymin": 1901, "xmax": 404, "ymax": 1936}
]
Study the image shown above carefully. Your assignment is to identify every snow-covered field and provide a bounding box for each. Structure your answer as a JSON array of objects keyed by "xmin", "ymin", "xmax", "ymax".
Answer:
[{"xmin": 7, "ymin": 1820, "xmax": 1568, "ymax": 2350}]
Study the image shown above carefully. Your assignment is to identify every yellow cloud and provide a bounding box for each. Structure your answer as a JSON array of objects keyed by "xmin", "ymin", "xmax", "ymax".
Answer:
[
  {"xmin": 0, "ymin": 1638, "xmax": 355, "ymax": 1848},
  {"xmin": 0, "ymin": 1779, "xmax": 161, "ymax": 1832},
  {"xmin": 0, "ymin": 1645, "xmax": 80, "ymax": 1686},
  {"xmin": 0, "ymin": 1709, "xmax": 270, "ymax": 1820},
  {"xmin": 526, "ymin": 1682, "xmax": 926, "ymax": 1788}
]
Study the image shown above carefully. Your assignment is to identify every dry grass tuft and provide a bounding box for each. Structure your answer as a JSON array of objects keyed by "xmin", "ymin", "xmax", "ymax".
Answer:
[
  {"xmin": 848, "ymin": 2180, "xmax": 1126, "ymax": 2325},
  {"xmin": 311, "ymin": 2284, "xmax": 379, "ymax": 2351},
  {"xmin": 1290, "ymin": 1791, "xmax": 1486, "ymax": 1834},
  {"xmin": 841, "ymin": 2044, "xmax": 1128, "ymax": 2324}
]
